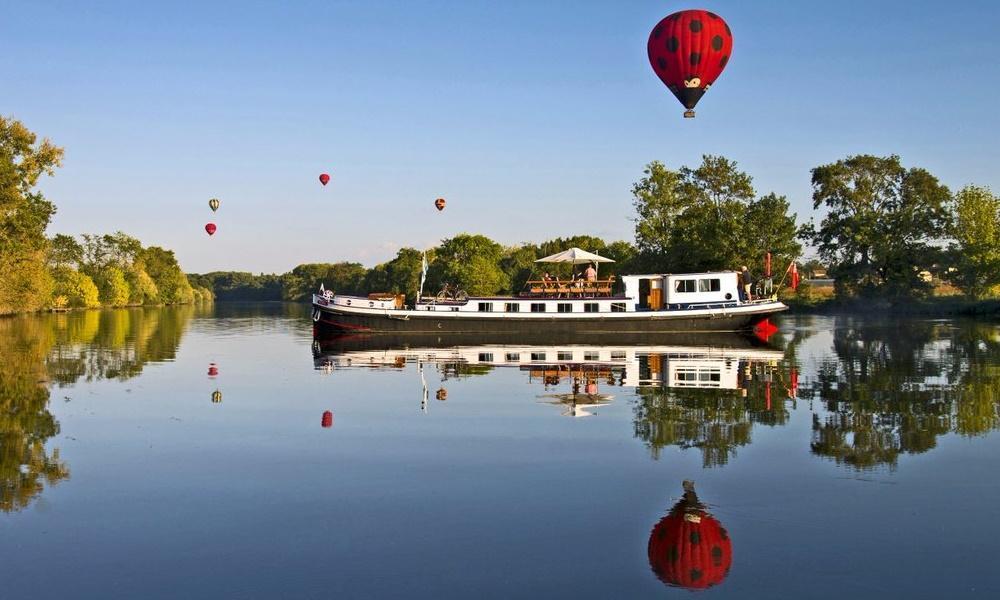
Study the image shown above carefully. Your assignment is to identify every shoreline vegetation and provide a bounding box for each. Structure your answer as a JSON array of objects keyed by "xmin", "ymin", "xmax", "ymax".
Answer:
[{"xmin": 4, "ymin": 117, "xmax": 998, "ymax": 318}]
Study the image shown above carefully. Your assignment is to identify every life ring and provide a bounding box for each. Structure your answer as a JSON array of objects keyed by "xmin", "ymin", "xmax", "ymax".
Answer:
[{"xmin": 312, "ymin": 309, "xmax": 321, "ymax": 322}]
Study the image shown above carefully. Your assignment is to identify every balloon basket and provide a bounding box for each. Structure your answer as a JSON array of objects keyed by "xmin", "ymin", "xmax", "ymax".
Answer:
[{"xmin": 683, "ymin": 110, "xmax": 696, "ymax": 118}]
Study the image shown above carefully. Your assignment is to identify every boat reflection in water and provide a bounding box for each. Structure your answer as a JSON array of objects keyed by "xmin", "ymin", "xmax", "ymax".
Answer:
[
  {"xmin": 648, "ymin": 481, "xmax": 732, "ymax": 589},
  {"xmin": 312, "ymin": 332, "xmax": 785, "ymax": 419}
]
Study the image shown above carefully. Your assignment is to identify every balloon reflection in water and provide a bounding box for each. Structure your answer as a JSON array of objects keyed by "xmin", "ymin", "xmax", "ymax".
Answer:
[
  {"xmin": 648, "ymin": 481, "xmax": 732, "ymax": 589},
  {"xmin": 435, "ymin": 388, "xmax": 448, "ymax": 401},
  {"xmin": 321, "ymin": 410, "xmax": 333, "ymax": 428},
  {"xmin": 211, "ymin": 390, "xmax": 222, "ymax": 404},
  {"xmin": 207, "ymin": 363, "xmax": 218, "ymax": 377}
]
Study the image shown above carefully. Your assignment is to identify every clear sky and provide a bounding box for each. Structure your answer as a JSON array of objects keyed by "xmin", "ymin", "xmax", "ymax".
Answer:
[{"xmin": 4, "ymin": 0, "xmax": 999, "ymax": 273}]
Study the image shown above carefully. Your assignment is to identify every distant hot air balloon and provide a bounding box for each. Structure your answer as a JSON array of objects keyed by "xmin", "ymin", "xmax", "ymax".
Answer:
[
  {"xmin": 321, "ymin": 410, "xmax": 333, "ymax": 428},
  {"xmin": 205, "ymin": 223, "xmax": 217, "ymax": 236},
  {"xmin": 648, "ymin": 10, "xmax": 733, "ymax": 117},
  {"xmin": 208, "ymin": 198, "xmax": 220, "ymax": 212},
  {"xmin": 319, "ymin": 173, "xmax": 331, "ymax": 186},
  {"xmin": 434, "ymin": 198, "xmax": 446, "ymax": 211},
  {"xmin": 648, "ymin": 481, "xmax": 733, "ymax": 589}
]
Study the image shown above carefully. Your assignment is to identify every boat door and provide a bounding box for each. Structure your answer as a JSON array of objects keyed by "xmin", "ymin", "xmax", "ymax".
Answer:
[{"xmin": 638, "ymin": 279, "xmax": 650, "ymax": 310}]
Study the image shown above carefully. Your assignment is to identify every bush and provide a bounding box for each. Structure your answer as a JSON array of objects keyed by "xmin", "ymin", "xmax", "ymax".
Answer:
[{"xmin": 51, "ymin": 267, "xmax": 100, "ymax": 308}]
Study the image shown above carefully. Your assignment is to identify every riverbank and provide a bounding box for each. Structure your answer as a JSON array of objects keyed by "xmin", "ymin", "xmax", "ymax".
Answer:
[{"xmin": 783, "ymin": 295, "xmax": 1000, "ymax": 318}]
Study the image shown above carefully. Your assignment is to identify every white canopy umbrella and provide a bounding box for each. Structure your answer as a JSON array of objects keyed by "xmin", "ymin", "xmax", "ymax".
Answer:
[
  {"xmin": 535, "ymin": 247, "xmax": 615, "ymax": 265},
  {"xmin": 535, "ymin": 247, "xmax": 614, "ymax": 277}
]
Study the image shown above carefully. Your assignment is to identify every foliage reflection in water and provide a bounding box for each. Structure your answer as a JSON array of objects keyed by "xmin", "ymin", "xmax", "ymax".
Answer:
[{"xmin": 1, "ymin": 305, "xmax": 196, "ymax": 512}]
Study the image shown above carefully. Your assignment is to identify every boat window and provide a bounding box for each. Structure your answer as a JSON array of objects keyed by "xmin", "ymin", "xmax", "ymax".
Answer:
[
  {"xmin": 675, "ymin": 279, "xmax": 696, "ymax": 293},
  {"xmin": 611, "ymin": 302, "xmax": 626, "ymax": 312},
  {"xmin": 558, "ymin": 351, "xmax": 573, "ymax": 361},
  {"xmin": 557, "ymin": 303, "xmax": 573, "ymax": 313},
  {"xmin": 478, "ymin": 302, "xmax": 493, "ymax": 312},
  {"xmin": 611, "ymin": 351, "xmax": 626, "ymax": 360},
  {"xmin": 583, "ymin": 303, "xmax": 599, "ymax": 313},
  {"xmin": 505, "ymin": 353, "xmax": 520, "ymax": 362},
  {"xmin": 504, "ymin": 302, "xmax": 520, "ymax": 312},
  {"xmin": 698, "ymin": 278, "xmax": 721, "ymax": 292},
  {"xmin": 478, "ymin": 353, "xmax": 494, "ymax": 362},
  {"xmin": 530, "ymin": 303, "xmax": 546, "ymax": 313},
  {"xmin": 584, "ymin": 351, "xmax": 599, "ymax": 361},
  {"xmin": 451, "ymin": 307, "xmax": 459, "ymax": 312},
  {"xmin": 530, "ymin": 352, "xmax": 547, "ymax": 361}
]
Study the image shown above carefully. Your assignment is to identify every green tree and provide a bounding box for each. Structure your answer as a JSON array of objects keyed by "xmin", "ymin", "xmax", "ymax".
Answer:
[
  {"xmin": 51, "ymin": 266, "xmax": 100, "ymax": 308},
  {"xmin": 142, "ymin": 246, "xmax": 194, "ymax": 304},
  {"xmin": 363, "ymin": 248, "xmax": 427, "ymax": 300},
  {"xmin": 283, "ymin": 262, "xmax": 366, "ymax": 301},
  {"xmin": 429, "ymin": 234, "xmax": 509, "ymax": 296},
  {"xmin": 803, "ymin": 155, "xmax": 952, "ymax": 298},
  {"xmin": 632, "ymin": 156, "xmax": 800, "ymax": 274},
  {"xmin": 93, "ymin": 266, "xmax": 131, "ymax": 306},
  {"xmin": 49, "ymin": 234, "xmax": 83, "ymax": 268},
  {"xmin": 0, "ymin": 116, "xmax": 63, "ymax": 314},
  {"xmin": 949, "ymin": 185, "xmax": 1000, "ymax": 298}
]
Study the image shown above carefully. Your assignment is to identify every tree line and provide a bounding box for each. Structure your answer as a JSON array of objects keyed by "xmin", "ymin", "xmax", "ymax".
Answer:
[{"xmin": 0, "ymin": 116, "xmax": 210, "ymax": 315}]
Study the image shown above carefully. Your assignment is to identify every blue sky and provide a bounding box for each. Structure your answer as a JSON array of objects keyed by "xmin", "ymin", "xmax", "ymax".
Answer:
[{"xmin": 4, "ymin": 0, "xmax": 999, "ymax": 273}]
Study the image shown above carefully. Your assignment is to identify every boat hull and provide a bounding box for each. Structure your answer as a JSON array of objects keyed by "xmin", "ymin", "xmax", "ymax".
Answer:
[{"xmin": 312, "ymin": 301, "xmax": 784, "ymax": 338}]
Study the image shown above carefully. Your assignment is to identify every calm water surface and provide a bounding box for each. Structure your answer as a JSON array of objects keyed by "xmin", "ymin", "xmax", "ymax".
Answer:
[{"xmin": 2, "ymin": 303, "xmax": 999, "ymax": 598}]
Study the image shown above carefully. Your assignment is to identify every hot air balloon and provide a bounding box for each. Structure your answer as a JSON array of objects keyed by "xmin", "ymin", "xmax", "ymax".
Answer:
[
  {"xmin": 321, "ymin": 410, "xmax": 333, "ymax": 428},
  {"xmin": 319, "ymin": 173, "xmax": 331, "ymax": 186},
  {"xmin": 648, "ymin": 481, "xmax": 732, "ymax": 589},
  {"xmin": 647, "ymin": 10, "xmax": 733, "ymax": 117},
  {"xmin": 208, "ymin": 198, "xmax": 220, "ymax": 212},
  {"xmin": 434, "ymin": 198, "xmax": 446, "ymax": 211},
  {"xmin": 205, "ymin": 223, "xmax": 217, "ymax": 236}
]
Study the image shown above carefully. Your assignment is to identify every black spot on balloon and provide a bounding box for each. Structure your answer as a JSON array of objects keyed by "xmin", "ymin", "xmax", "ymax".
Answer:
[
  {"xmin": 667, "ymin": 36, "xmax": 678, "ymax": 52},
  {"xmin": 652, "ymin": 26, "xmax": 662, "ymax": 39},
  {"xmin": 690, "ymin": 52, "xmax": 701, "ymax": 66},
  {"xmin": 690, "ymin": 531, "xmax": 701, "ymax": 544},
  {"xmin": 657, "ymin": 57, "xmax": 667, "ymax": 70},
  {"xmin": 711, "ymin": 546, "xmax": 723, "ymax": 564},
  {"xmin": 712, "ymin": 35, "xmax": 724, "ymax": 51},
  {"xmin": 720, "ymin": 55, "xmax": 729, "ymax": 68},
  {"xmin": 720, "ymin": 528, "xmax": 729, "ymax": 540},
  {"xmin": 668, "ymin": 545, "xmax": 679, "ymax": 562},
  {"xmin": 690, "ymin": 19, "xmax": 702, "ymax": 33},
  {"xmin": 691, "ymin": 569, "xmax": 703, "ymax": 581}
]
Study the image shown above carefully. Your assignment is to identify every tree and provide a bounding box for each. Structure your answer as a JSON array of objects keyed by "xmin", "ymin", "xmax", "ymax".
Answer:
[
  {"xmin": 632, "ymin": 156, "xmax": 800, "ymax": 274},
  {"xmin": 949, "ymin": 185, "xmax": 1000, "ymax": 299},
  {"xmin": 0, "ymin": 116, "xmax": 63, "ymax": 314},
  {"xmin": 142, "ymin": 246, "xmax": 194, "ymax": 304},
  {"xmin": 283, "ymin": 262, "xmax": 366, "ymax": 301},
  {"xmin": 93, "ymin": 266, "xmax": 131, "ymax": 306},
  {"xmin": 51, "ymin": 266, "xmax": 100, "ymax": 308},
  {"xmin": 803, "ymin": 155, "xmax": 952, "ymax": 299},
  {"xmin": 363, "ymin": 248, "xmax": 427, "ymax": 300},
  {"xmin": 49, "ymin": 234, "xmax": 83, "ymax": 268},
  {"xmin": 430, "ymin": 234, "xmax": 509, "ymax": 296}
]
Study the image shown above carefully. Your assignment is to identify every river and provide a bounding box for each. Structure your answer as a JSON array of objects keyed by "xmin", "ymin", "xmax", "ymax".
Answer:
[{"xmin": 1, "ymin": 303, "xmax": 998, "ymax": 598}]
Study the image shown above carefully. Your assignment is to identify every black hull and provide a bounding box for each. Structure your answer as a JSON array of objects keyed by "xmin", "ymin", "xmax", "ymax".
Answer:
[{"xmin": 312, "ymin": 304, "xmax": 779, "ymax": 339}]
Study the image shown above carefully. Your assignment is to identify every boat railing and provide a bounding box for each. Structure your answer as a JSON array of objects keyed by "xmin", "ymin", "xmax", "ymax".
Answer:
[{"xmin": 522, "ymin": 276, "xmax": 615, "ymax": 298}]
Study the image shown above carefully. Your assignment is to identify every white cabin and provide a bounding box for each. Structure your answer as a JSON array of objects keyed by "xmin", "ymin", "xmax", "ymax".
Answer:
[{"xmin": 621, "ymin": 272, "xmax": 741, "ymax": 310}]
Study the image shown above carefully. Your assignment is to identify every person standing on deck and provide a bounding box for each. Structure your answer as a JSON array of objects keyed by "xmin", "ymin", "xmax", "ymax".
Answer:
[
  {"xmin": 585, "ymin": 263, "xmax": 597, "ymax": 282},
  {"xmin": 741, "ymin": 266, "xmax": 753, "ymax": 301}
]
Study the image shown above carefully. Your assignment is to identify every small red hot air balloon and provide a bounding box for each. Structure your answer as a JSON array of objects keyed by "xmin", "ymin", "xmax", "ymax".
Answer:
[
  {"xmin": 321, "ymin": 410, "xmax": 333, "ymax": 428},
  {"xmin": 205, "ymin": 223, "xmax": 217, "ymax": 236},
  {"xmin": 319, "ymin": 173, "xmax": 331, "ymax": 186},
  {"xmin": 648, "ymin": 10, "xmax": 733, "ymax": 117},
  {"xmin": 434, "ymin": 198, "xmax": 446, "ymax": 211},
  {"xmin": 648, "ymin": 481, "xmax": 732, "ymax": 589}
]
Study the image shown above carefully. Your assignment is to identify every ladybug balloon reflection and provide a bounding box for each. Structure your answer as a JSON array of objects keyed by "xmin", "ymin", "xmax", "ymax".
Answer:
[{"xmin": 648, "ymin": 481, "xmax": 732, "ymax": 589}]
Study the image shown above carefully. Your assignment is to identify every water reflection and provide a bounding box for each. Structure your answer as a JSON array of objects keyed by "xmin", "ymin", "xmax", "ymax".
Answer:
[
  {"xmin": 806, "ymin": 318, "xmax": 1000, "ymax": 470},
  {"xmin": 648, "ymin": 481, "xmax": 732, "ymax": 590},
  {"xmin": 1, "ymin": 306, "xmax": 196, "ymax": 512}
]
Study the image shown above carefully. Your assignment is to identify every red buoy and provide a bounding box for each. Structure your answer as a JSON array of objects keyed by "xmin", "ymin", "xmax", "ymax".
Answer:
[{"xmin": 321, "ymin": 410, "xmax": 333, "ymax": 428}]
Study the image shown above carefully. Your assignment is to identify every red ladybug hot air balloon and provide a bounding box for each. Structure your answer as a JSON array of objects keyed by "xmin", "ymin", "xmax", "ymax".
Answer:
[
  {"xmin": 648, "ymin": 481, "xmax": 733, "ymax": 589},
  {"xmin": 205, "ymin": 223, "xmax": 217, "ymax": 236},
  {"xmin": 648, "ymin": 9, "xmax": 733, "ymax": 117},
  {"xmin": 434, "ymin": 198, "xmax": 446, "ymax": 212},
  {"xmin": 319, "ymin": 173, "xmax": 331, "ymax": 186}
]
